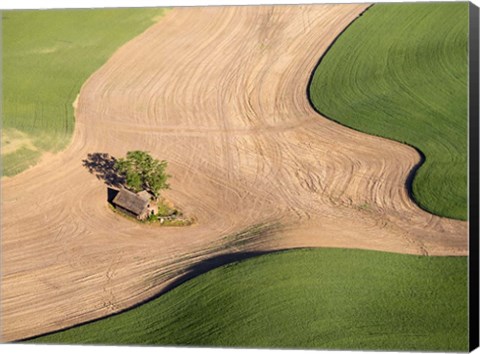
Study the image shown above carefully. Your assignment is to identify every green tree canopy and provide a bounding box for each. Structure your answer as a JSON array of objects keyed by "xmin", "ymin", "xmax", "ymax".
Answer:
[{"xmin": 115, "ymin": 151, "xmax": 170, "ymax": 198}]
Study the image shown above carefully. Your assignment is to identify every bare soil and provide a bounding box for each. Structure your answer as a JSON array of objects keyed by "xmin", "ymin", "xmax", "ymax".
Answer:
[{"xmin": 1, "ymin": 4, "xmax": 467, "ymax": 342}]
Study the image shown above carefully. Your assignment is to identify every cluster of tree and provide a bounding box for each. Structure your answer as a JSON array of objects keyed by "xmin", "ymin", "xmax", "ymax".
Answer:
[{"xmin": 115, "ymin": 150, "xmax": 170, "ymax": 198}]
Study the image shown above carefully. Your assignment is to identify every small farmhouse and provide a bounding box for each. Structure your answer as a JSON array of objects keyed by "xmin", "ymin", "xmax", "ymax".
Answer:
[{"xmin": 112, "ymin": 189, "xmax": 156, "ymax": 220}]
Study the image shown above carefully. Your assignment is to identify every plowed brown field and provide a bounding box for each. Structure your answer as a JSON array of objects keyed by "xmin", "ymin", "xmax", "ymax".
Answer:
[{"xmin": 1, "ymin": 4, "xmax": 467, "ymax": 342}]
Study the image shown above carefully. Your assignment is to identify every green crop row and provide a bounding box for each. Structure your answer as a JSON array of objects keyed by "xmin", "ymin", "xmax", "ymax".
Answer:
[
  {"xmin": 309, "ymin": 3, "xmax": 468, "ymax": 220},
  {"xmin": 31, "ymin": 248, "xmax": 467, "ymax": 351}
]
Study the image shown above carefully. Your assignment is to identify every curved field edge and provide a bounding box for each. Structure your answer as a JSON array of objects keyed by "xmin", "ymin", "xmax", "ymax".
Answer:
[
  {"xmin": 1, "ymin": 8, "xmax": 166, "ymax": 176},
  {"xmin": 309, "ymin": 3, "xmax": 468, "ymax": 220},
  {"xmin": 29, "ymin": 248, "xmax": 468, "ymax": 351}
]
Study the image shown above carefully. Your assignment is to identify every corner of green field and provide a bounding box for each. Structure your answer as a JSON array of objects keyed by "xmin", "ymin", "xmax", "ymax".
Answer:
[
  {"xmin": 29, "ymin": 248, "xmax": 468, "ymax": 351},
  {"xmin": 1, "ymin": 7, "xmax": 168, "ymax": 177},
  {"xmin": 309, "ymin": 2, "xmax": 468, "ymax": 220}
]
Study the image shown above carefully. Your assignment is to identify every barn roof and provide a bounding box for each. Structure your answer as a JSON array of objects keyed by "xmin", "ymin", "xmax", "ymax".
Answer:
[
  {"xmin": 137, "ymin": 190, "xmax": 152, "ymax": 202},
  {"xmin": 112, "ymin": 189, "xmax": 149, "ymax": 216}
]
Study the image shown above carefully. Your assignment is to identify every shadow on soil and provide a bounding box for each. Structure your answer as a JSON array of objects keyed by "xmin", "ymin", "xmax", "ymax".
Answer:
[
  {"xmin": 159, "ymin": 250, "xmax": 276, "ymax": 295},
  {"xmin": 20, "ymin": 248, "xmax": 292, "ymax": 343},
  {"xmin": 82, "ymin": 152, "xmax": 125, "ymax": 188}
]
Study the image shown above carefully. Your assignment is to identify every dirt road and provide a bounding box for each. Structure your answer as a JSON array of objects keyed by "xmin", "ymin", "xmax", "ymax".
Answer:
[{"xmin": 1, "ymin": 4, "xmax": 467, "ymax": 342}]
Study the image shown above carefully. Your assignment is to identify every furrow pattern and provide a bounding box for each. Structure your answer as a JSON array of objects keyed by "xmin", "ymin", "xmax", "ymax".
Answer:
[{"xmin": 1, "ymin": 4, "xmax": 467, "ymax": 342}]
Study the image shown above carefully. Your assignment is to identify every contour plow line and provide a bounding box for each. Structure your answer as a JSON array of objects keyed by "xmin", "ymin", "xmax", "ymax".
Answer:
[{"xmin": 1, "ymin": 4, "xmax": 467, "ymax": 342}]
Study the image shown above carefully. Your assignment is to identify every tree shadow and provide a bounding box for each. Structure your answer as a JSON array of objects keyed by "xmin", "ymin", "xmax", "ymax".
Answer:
[{"xmin": 82, "ymin": 152, "xmax": 125, "ymax": 188}]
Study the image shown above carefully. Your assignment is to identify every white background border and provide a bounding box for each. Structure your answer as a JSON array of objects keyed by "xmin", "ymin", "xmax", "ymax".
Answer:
[
  {"xmin": 1, "ymin": 0, "xmax": 479, "ymax": 9},
  {"xmin": 1, "ymin": 0, "xmax": 479, "ymax": 354}
]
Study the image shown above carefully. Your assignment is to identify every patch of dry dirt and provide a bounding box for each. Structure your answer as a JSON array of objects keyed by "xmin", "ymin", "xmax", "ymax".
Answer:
[
  {"xmin": 1, "ymin": 4, "xmax": 467, "ymax": 342},
  {"xmin": 1, "ymin": 129, "xmax": 38, "ymax": 155}
]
